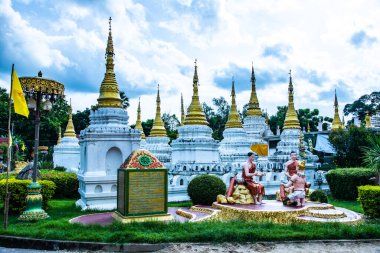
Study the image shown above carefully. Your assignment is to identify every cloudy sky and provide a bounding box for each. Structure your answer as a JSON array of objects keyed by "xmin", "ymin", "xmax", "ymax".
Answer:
[{"xmin": 0, "ymin": 0, "xmax": 379, "ymax": 123}]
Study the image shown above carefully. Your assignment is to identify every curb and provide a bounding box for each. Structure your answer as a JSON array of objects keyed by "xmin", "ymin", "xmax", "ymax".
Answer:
[{"xmin": 0, "ymin": 235, "xmax": 168, "ymax": 252}]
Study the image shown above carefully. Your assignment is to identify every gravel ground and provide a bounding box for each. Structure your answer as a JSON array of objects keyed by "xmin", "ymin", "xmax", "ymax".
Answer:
[
  {"xmin": 0, "ymin": 241, "xmax": 379, "ymax": 252},
  {"xmin": 158, "ymin": 241, "xmax": 380, "ymax": 253}
]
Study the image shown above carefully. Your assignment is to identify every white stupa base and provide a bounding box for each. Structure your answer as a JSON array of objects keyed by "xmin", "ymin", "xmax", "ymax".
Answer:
[
  {"xmin": 53, "ymin": 137, "xmax": 80, "ymax": 173},
  {"xmin": 145, "ymin": 136, "xmax": 172, "ymax": 163}
]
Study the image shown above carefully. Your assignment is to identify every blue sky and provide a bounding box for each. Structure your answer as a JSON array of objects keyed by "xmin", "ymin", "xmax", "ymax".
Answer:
[{"xmin": 0, "ymin": 0, "xmax": 379, "ymax": 123}]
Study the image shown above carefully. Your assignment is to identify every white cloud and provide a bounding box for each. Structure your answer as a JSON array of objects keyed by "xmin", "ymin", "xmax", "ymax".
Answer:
[{"xmin": 1, "ymin": 0, "xmax": 380, "ymax": 125}]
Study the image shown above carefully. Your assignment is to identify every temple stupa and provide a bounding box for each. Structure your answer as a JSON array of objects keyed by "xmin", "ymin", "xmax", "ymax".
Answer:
[
  {"xmin": 243, "ymin": 63, "xmax": 267, "ymax": 146},
  {"xmin": 144, "ymin": 85, "xmax": 172, "ymax": 163},
  {"xmin": 53, "ymin": 105, "xmax": 80, "ymax": 173},
  {"xmin": 135, "ymin": 98, "xmax": 146, "ymax": 148},
  {"xmin": 332, "ymin": 90, "xmax": 343, "ymax": 130},
  {"xmin": 171, "ymin": 60, "xmax": 220, "ymax": 174},
  {"xmin": 76, "ymin": 18, "xmax": 140, "ymax": 210},
  {"xmin": 271, "ymin": 70, "xmax": 301, "ymax": 163},
  {"xmin": 219, "ymin": 79, "xmax": 251, "ymax": 164}
]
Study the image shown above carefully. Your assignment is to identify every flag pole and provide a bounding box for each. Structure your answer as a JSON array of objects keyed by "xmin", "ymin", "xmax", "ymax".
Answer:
[{"xmin": 3, "ymin": 64, "xmax": 14, "ymax": 229}]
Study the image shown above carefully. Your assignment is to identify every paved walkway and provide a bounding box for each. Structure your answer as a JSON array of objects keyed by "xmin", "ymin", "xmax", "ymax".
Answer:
[{"xmin": 0, "ymin": 240, "xmax": 379, "ymax": 252}]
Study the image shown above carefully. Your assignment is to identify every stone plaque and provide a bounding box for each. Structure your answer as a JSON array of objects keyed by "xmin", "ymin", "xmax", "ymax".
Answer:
[{"xmin": 115, "ymin": 149, "xmax": 170, "ymax": 219}]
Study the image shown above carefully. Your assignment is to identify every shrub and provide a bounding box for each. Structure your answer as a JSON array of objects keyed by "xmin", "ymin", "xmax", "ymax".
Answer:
[
  {"xmin": 40, "ymin": 170, "xmax": 79, "ymax": 199},
  {"xmin": 39, "ymin": 161, "xmax": 54, "ymax": 170},
  {"xmin": 309, "ymin": 189, "xmax": 328, "ymax": 203},
  {"xmin": 54, "ymin": 166, "xmax": 67, "ymax": 172},
  {"xmin": 326, "ymin": 168, "xmax": 376, "ymax": 200},
  {"xmin": 358, "ymin": 185, "xmax": 380, "ymax": 219},
  {"xmin": 0, "ymin": 179, "xmax": 56, "ymax": 214},
  {"xmin": 187, "ymin": 175, "xmax": 226, "ymax": 205}
]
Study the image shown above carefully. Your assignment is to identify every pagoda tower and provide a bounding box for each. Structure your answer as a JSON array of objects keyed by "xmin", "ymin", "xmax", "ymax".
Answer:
[
  {"xmin": 332, "ymin": 90, "xmax": 343, "ymax": 130},
  {"xmin": 181, "ymin": 93, "xmax": 185, "ymax": 126},
  {"xmin": 370, "ymin": 107, "xmax": 380, "ymax": 128},
  {"xmin": 77, "ymin": 18, "xmax": 140, "ymax": 210},
  {"xmin": 53, "ymin": 105, "xmax": 80, "ymax": 173},
  {"xmin": 243, "ymin": 63, "xmax": 267, "ymax": 145},
  {"xmin": 171, "ymin": 60, "xmax": 219, "ymax": 173},
  {"xmin": 144, "ymin": 85, "xmax": 172, "ymax": 163},
  {"xmin": 135, "ymin": 98, "xmax": 146, "ymax": 148},
  {"xmin": 270, "ymin": 70, "xmax": 301, "ymax": 163},
  {"xmin": 365, "ymin": 112, "xmax": 372, "ymax": 128},
  {"xmin": 219, "ymin": 79, "xmax": 251, "ymax": 164}
]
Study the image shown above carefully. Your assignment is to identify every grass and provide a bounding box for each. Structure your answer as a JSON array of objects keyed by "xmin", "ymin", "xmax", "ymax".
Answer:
[
  {"xmin": 328, "ymin": 196, "xmax": 364, "ymax": 214},
  {"xmin": 0, "ymin": 198, "xmax": 378, "ymax": 243}
]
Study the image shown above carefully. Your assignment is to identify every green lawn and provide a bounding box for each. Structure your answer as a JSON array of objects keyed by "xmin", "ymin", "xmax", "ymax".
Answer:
[
  {"xmin": 327, "ymin": 196, "xmax": 364, "ymax": 214},
  {"xmin": 0, "ymin": 198, "xmax": 378, "ymax": 243}
]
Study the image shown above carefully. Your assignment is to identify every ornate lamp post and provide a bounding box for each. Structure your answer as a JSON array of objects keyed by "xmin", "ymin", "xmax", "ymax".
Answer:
[{"xmin": 18, "ymin": 71, "xmax": 64, "ymax": 221}]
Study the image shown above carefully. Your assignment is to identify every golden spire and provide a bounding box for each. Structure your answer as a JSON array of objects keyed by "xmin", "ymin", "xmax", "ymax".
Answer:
[
  {"xmin": 64, "ymin": 106, "xmax": 76, "ymax": 137},
  {"xmin": 365, "ymin": 112, "xmax": 371, "ymax": 128},
  {"xmin": 247, "ymin": 62, "xmax": 262, "ymax": 116},
  {"xmin": 226, "ymin": 78, "xmax": 243, "ymax": 128},
  {"xmin": 149, "ymin": 84, "xmax": 167, "ymax": 137},
  {"xmin": 283, "ymin": 70, "xmax": 301, "ymax": 129},
  {"xmin": 181, "ymin": 93, "xmax": 185, "ymax": 126},
  {"xmin": 307, "ymin": 121, "xmax": 310, "ymax": 133},
  {"xmin": 97, "ymin": 17, "xmax": 122, "ymax": 108},
  {"xmin": 135, "ymin": 98, "xmax": 146, "ymax": 139},
  {"xmin": 57, "ymin": 126, "xmax": 61, "ymax": 144},
  {"xmin": 184, "ymin": 59, "xmax": 208, "ymax": 125},
  {"xmin": 332, "ymin": 89, "xmax": 343, "ymax": 130}
]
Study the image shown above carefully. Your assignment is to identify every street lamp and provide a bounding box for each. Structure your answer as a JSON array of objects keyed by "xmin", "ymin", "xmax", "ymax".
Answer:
[{"xmin": 18, "ymin": 71, "xmax": 64, "ymax": 221}]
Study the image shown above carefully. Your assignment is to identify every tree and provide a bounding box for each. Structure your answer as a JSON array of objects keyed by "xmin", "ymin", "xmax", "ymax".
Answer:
[
  {"xmin": 329, "ymin": 126, "xmax": 374, "ymax": 167},
  {"xmin": 344, "ymin": 91, "xmax": 380, "ymax": 123},
  {"xmin": 72, "ymin": 108, "xmax": 92, "ymax": 134},
  {"xmin": 202, "ymin": 97, "xmax": 230, "ymax": 140},
  {"xmin": 162, "ymin": 113, "xmax": 180, "ymax": 141},
  {"xmin": 142, "ymin": 119, "xmax": 154, "ymax": 137},
  {"xmin": 362, "ymin": 136, "xmax": 380, "ymax": 185},
  {"xmin": 268, "ymin": 106, "xmax": 287, "ymax": 134}
]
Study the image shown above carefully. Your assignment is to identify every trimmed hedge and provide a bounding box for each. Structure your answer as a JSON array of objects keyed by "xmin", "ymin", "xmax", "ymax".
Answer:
[
  {"xmin": 41, "ymin": 170, "xmax": 79, "ymax": 199},
  {"xmin": 187, "ymin": 175, "xmax": 226, "ymax": 206},
  {"xmin": 326, "ymin": 168, "xmax": 376, "ymax": 200},
  {"xmin": 358, "ymin": 185, "xmax": 380, "ymax": 219},
  {"xmin": 0, "ymin": 179, "xmax": 56, "ymax": 214},
  {"xmin": 309, "ymin": 189, "xmax": 328, "ymax": 203}
]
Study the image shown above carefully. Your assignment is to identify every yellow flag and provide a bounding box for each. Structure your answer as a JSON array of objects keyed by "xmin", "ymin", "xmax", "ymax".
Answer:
[{"xmin": 11, "ymin": 68, "xmax": 29, "ymax": 118}]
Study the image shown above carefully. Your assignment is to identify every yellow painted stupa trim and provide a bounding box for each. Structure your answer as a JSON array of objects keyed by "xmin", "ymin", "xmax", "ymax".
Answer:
[
  {"xmin": 97, "ymin": 17, "xmax": 122, "ymax": 108},
  {"xmin": 225, "ymin": 79, "xmax": 243, "ymax": 129},
  {"xmin": 184, "ymin": 59, "xmax": 208, "ymax": 125},
  {"xmin": 149, "ymin": 84, "xmax": 167, "ymax": 137},
  {"xmin": 365, "ymin": 112, "xmax": 371, "ymax": 128},
  {"xmin": 332, "ymin": 89, "xmax": 343, "ymax": 130},
  {"xmin": 181, "ymin": 93, "xmax": 185, "ymax": 126},
  {"xmin": 247, "ymin": 63, "xmax": 262, "ymax": 117},
  {"xmin": 283, "ymin": 70, "xmax": 301, "ymax": 129},
  {"xmin": 135, "ymin": 98, "xmax": 146, "ymax": 139},
  {"xmin": 57, "ymin": 126, "xmax": 61, "ymax": 144},
  {"xmin": 64, "ymin": 106, "xmax": 76, "ymax": 137}
]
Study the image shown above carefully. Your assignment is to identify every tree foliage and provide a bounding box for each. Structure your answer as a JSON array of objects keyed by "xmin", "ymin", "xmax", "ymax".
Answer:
[
  {"xmin": 343, "ymin": 91, "xmax": 380, "ymax": 123},
  {"xmin": 329, "ymin": 126, "xmax": 375, "ymax": 167},
  {"xmin": 202, "ymin": 97, "xmax": 231, "ymax": 140},
  {"xmin": 162, "ymin": 113, "xmax": 180, "ymax": 141}
]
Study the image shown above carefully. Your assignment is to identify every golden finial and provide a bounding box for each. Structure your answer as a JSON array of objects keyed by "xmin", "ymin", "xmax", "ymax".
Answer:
[
  {"xmin": 299, "ymin": 131, "xmax": 306, "ymax": 158},
  {"xmin": 365, "ymin": 112, "xmax": 371, "ymax": 128},
  {"xmin": 135, "ymin": 97, "xmax": 146, "ymax": 139},
  {"xmin": 150, "ymin": 84, "xmax": 167, "ymax": 137},
  {"xmin": 307, "ymin": 121, "xmax": 310, "ymax": 132},
  {"xmin": 246, "ymin": 62, "xmax": 262, "ymax": 116},
  {"xmin": 181, "ymin": 93, "xmax": 185, "ymax": 126},
  {"xmin": 57, "ymin": 126, "xmax": 61, "ymax": 144},
  {"xmin": 226, "ymin": 78, "xmax": 243, "ymax": 128},
  {"xmin": 97, "ymin": 17, "xmax": 122, "ymax": 108},
  {"xmin": 184, "ymin": 59, "xmax": 208, "ymax": 125},
  {"xmin": 283, "ymin": 70, "xmax": 301, "ymax": 129},
  {"xmin": 64, "ymin": 105, "xmax": 76, "ymax": 137},
  {"xmin": 332, "ymin": 89, "xmax": 343, "ymax": 130}
]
